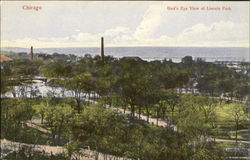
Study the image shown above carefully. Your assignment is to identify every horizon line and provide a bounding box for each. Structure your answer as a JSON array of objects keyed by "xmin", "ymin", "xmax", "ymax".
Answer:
[{"xmin": 1, "ymin": 46, "xmax": 249, "ymax": 49}]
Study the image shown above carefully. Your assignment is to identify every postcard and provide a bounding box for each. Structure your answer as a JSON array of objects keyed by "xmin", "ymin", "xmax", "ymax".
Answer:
[{"xmin": 1, "ymin": 1, "xmax": 249, "ymax": 160}]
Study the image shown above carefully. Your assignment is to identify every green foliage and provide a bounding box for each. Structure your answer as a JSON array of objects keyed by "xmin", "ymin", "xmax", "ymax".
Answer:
[
  {"xmin": 2, "ymin": 52, "xmax": 249, "ymax": 159},
  {"xmin": 0, "ymin": 98, "xmax": 51, "ymax": 144},
  {"xmin": 34, "ymin": 101, "xmax": 74, "ymax": 145},
  {"xmin": 40, "ymin": 59, "xmax": 72, "ymax": 78},
  {"xmin": 176, "ymin": 95, "xmax": 219, "ymax": 139},
  {"xmin": 1, "ymin": 98, "xmax": 34, "ymax": 126},
  {"xmin": 190, "ymin": 147, "xmax": 224, "ymax": 160},
  {"xmin": 68, "ymin": 106, "xmax": 223, "ymax": 160},
  {"xmin": 219, "ymin": 103, "xmax": 248, "ymax": 142},
  {"xmin": 217, "ymin": 103, "xmax": 248, "ymax": 122},
  {"xmin": 11, "ymin": 58, "xmax": 43, "ymax": 76}
]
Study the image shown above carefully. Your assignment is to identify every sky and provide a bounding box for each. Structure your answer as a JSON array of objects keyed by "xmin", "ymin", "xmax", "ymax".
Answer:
[{"xmin": 1, "ymin": 1, "xmax": 249, "ymax": 48}]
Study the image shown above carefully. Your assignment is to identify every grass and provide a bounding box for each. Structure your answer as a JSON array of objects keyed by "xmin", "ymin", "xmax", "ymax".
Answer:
[
  {"xmin": 211, "ymin": 102, "xmax": 249, "ymax": 141},
  {"xmin": 214, "ymin": 143, "xmax": 250, "ymax": 158},
  {"xmin": 3, "ymin": 125, "xmax": 51, "ymax": 145},
  {"xmin": 229, "ymin": 136, "xmax": 248, "ymax": 141}
]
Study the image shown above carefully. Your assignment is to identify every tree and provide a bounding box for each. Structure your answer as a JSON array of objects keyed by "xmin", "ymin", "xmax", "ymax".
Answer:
[
  {"xmin": 65, "ymin": 72, "xmax": 95, "ymax": 113},
  {"xmin": 40, "ymin": 59, "xmax": 72, "ymax": 78},
  {"xmin": 33, "ymin": 103, "xmax": 47, "ymax": 124},
  {"xmin": 8, "ymin": 99, "xmax": 34, "ymax": 126},
  {"xmin": 115, "ymin": 59, "xmax": 146, "ymax": 118},
  {"xmin": 157, "ymin": 99, "xmax": 168, "ymax": 121},
  {"xmin": 177, "ymin": 95, "xmax": 213, "ymax": 140},
  {"xmin": 1, "ymin": 62, "xmax": 12, "ymax": 95},
  {"xmin": 1, "ymin": 98, "xmax": 35, "ymax": 141},
  {"xmin": 192, "ymin": 96, "xmax": 218, "ymax": 124},
  {"xmin": 196, "ymin": 66, "xmax": 219, "ymax": 96},
  {"xmin": 42, "ymin": 103, "xmax": 74, "ymax": 145},
  {"xmin": 11, "ymin": 58, "xmax": 43, "ymax": 76},
  {"xmin": 224, "ymin": 103, "xmax": 248, "ymax": 143},
  {"xmin": 235, "ymin": 84, "xmax": 250, "ymax": 101},
  {"xmin": 216, "ymin": 77, "xmax": 237, "ymax": 100},
  {"xmin": 64, "ymin": 140, "xmax": 82, "ymax": 160},
  {"xmin": 70, "ymin": 106, "xmax": 128, "ymax": 159},
  {"xmin": 95, "ymin": 64, "xmax": 119, "ymax": 107},
  {"xmin": 165, "ymin": 90, "xmax": 180, "ymax": 122}
]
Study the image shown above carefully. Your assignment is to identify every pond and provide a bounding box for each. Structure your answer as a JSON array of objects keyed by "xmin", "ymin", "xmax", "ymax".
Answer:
[{"xmin": 2, "ymin": 80, "xmax": 78, "ymax": 98}]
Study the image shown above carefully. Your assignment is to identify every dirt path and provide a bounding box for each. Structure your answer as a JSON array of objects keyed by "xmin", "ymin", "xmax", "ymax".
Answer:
[
  {"xmin": 26, "ymin": 120, "xmax": 51, "ymax": 134},
  {"xmin": 105, "ymin": 105, "xmax": 178, "ymax": 131},
  {"xmin": 0, "ymin": 139, "xmax": 129, "ymax": 160},
  {"xmin": 214, "ymin": 138, "xmax": 250, "ymax": 144},
  {"xmin": 92, "ymin": 100, "xmax": 250, "ymax": 144},
  {"xmin": 2, "ymin": 100, "xmax": 248, "ymax": 159}
]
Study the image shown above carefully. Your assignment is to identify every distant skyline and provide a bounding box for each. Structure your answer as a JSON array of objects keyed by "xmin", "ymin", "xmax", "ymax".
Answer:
[{"xmin": 1, "ymin": 1, "xmax": 249, "ymax": 48}]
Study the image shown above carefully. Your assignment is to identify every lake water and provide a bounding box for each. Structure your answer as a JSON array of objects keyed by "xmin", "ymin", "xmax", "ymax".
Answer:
[
  {"xmin": 2, "ymin": 47, "xmax": 249, "ymax": 62},
  {"xmin": 2, "ymin": 80, "xmax": 97, "ymax": 98},
  {"xmin": 2, "ymin": 81, "xmax": 75, "ymax": 98}
]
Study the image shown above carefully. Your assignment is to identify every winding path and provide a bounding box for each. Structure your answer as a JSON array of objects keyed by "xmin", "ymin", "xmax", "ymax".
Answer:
[
  {"xmin": 1, "ymin": 97, "xmax": 249, "ymax": 159},
  {"xmin": 0, "ymin": 138, "xmax": 130, "ymax": 160},
  {"xmin": 89, "ymin": 99, "xmax": 250, "ymax": 144}
]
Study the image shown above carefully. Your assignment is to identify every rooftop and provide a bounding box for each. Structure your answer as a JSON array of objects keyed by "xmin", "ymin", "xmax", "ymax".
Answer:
[
  {"xmin": 0, "ymin": 55, "xmax": 13, "ymax": 62},
  {"xmin": 122, "ymin": 56, "xmax": 143, "ymax": 61}
]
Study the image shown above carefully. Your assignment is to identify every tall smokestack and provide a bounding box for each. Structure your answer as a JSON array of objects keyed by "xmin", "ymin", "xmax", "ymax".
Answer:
[
  {"xmin": 30, "ymin": 46, "xmax": 33, "ymax": 60},
  {"xmin": 101, "ymin": 37, "xmax": 104, "ymax": 62}
]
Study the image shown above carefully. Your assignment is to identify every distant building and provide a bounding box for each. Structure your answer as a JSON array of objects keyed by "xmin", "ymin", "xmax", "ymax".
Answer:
[
  {"xmin": 37, "ymin": 53, "xmax": 53, "ymax": 60},
  {"xmin": 0, "ymin": 55, "xmax": 13, "ymax": 69},
  {"xmin": 18, "ymin": 52, "xmax": 28, "ymax": 56},
  {"xmin": 0, "ymin": 55, "xmax": 13, "ymax": 62},
  {"xmin": 181, "ymin": 56, "xmax": 193, "ymax": 63},
  {"xmin": 195, "ymin": 57, "xmax": 205, "ymax": 62},
  {"xmin": 122, "ymin": 56, "xmax": 143, "ymax": 61}
]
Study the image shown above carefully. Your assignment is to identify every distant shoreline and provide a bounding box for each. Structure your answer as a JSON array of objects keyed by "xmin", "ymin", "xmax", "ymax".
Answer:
[
  {"xmin": 1, "ymin": 46, "xmax": 249, "ymax": 63},
  {"xmin": 1, "ymin": 46, "xmax": 249, "ymax": 50}
]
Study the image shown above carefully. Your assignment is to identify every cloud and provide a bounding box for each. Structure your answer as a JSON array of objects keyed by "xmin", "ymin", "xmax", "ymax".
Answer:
[
  {"xmin": 134, "ymin": 4, "xmax": 164, "ymax": 39},
  {"xmin": 176, "ymin": 21, "xmax": 249, "ymax": 46},
  {"xmin": 71, "ymin": 26, "xmax": 130, "ymax": 42},
  {"xmin": 72, "ymin": 33, "xmax": 98, "ymax": 42},
  {"xmin": 111, "ymin": 21, "xmax": 249, "ymax": 47},
  {"xmin": 37, "ymin": 37, "xmax": 70, "ymax": 42},
  {"xmin": 1, "ymin": 26, "xmax": 131, "ymax": 48},
  {"xmin": 103, "ymin": 26, "xmax": 130, "ymax": 37},
  {"xmin": 2, "ymin": 21, "xmax": 249, "ymax": 48},
  {"xmin": 1, "ymin": 1, "xmax": 249, "ymax": 48}
]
